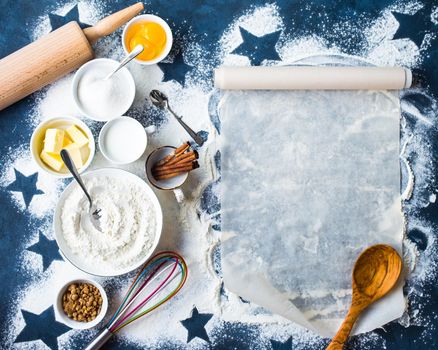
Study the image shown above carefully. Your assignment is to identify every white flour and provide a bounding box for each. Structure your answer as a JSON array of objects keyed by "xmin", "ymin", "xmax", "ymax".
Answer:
[{"xmin": 60, "ymin": 176, "xmax": 156, "ymax": 271}]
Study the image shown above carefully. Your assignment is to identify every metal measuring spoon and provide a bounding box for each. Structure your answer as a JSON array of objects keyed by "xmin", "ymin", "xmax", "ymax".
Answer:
[
  {"xmin": 149, "ymin": 89, "xmax": 205, "ymax": 146},
  {"xmin": 60, "ymin": 149, "xmax": 102, "ymax": 231},
  {"xmin": 104, "ymin": 44, "xmax": 144, "ymax": 80}
]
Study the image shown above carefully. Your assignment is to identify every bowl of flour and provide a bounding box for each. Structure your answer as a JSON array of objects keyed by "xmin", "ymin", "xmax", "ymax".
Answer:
[{"xmin": 53, "ymin": 168, "xmax": 162, "ymax": 276}]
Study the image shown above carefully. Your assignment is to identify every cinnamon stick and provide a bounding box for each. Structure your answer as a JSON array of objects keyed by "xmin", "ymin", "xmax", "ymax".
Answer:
[
  {"xmin": 176, "ymin": 142, "xmax": 191, "ymax": 155},
  {"xmin": 155, "ymin": 142, "xmax": 190, "ymax": 167},
  {"xmin": 174, "ymin": 152, "xmax": 198, "ymax": 165},
  {"xmin": 153, "ymin": 161, "xmax": 199, "ymax": 176},
  {"xmin": 154, "ymin": 153, "xmax": 198, "ymax": 171},
  {"xmin": 154, "ymin": 171, "xmax": 188, "ymax": 181},
  {"xmin": 164, "ymin": 150, "xmax": 198, "ymax": 167}
]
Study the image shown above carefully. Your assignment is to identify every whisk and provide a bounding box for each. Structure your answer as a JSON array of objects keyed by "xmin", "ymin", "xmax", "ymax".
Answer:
[{"xmin": 84, "ymin": 251, "xmax": 188, "ymax": 350}]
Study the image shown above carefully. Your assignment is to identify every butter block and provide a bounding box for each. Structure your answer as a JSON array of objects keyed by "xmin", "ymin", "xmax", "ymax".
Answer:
[
  {"xmin": 63, "ymin": 135, "xmax": 73, "ymax": 147},
  {"xmin": 40, "ymin": 151, "xmax": 64, "ymax": 171},
  {"xmin": 66, "ymin": 125, "xmax": 88, "ymax": 147},
  {"xmin": 43, "ymin": 128, "xmax": 65, "ymax": 153},
  {"xmin": 63, "ymin": 144, "xmax": 84, "ymax": 168}
]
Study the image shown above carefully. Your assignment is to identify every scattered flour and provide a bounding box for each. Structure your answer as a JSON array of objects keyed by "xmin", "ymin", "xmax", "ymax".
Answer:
[
  {"xmin": 3, "ymin": 0, "xmax": 438, "ymax": 349},
  {"xmin": 30, "ymin": 0, "xmax": 104, "ymax": 42},
  {"xmin": 36, "ymin": 74, "xmax": 80, "ymax": 122},
  {"xmin": 218, "ymin": 3, "xmax": 284, "ymax": 65},
  {"xmin": 0, "ymin": 145, "xmax": 64, "ymax": 218},
  {"xmin": 400, "ymin": 134, "xmax": 415, "ymax": 201},
  {"xmin": 432, "ymin": 6, "xmax": 438, "ymax": 25}
]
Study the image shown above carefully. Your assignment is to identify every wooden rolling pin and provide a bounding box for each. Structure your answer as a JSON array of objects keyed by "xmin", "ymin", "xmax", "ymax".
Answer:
[
  {"xmin": 214, "ymin": 66, "xmax": 413, "ymax": 90},
  {"xmin": 0, "ymin": 2, "xmax": 144, "ymax": 111}
]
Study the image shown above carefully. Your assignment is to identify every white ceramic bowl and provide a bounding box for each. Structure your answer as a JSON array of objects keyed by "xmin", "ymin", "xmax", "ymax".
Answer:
[
  {"xmin": 53, "ymin": 168, "xmax": 163, "ymax": 276},
  {"xmin": 98, "ymin": 116, "xmax": 147, "ymax": 164},
  {"xmin": 72, "ymin": 58, "xmax": 136, "ymax": 121},
  {"xmin": 30, "ymin": 116, "xmax": 95, "ymax": 178},
  {"xmin": 122, "ymin": 14, "xmax": 173, "ymax": 65},
  {"xmin": 54, "ymin": 278, "xmax": 108, "ymax": 329}
]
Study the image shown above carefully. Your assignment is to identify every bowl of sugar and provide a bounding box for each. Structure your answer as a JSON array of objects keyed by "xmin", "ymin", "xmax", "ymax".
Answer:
[{"xmin": 72, "ymin": 58, "xmax": 136, "ymax": 122}]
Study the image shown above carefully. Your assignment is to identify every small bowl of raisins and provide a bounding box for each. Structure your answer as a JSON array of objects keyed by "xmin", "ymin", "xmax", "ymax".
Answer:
[{"xmin": 55, "ymin": 278, "xmax": 108, "ymax": 329}]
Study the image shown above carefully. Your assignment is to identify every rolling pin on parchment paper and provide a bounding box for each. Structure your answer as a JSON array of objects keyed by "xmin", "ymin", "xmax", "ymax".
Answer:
[
  {"xmin": 214, "ymin": 66, "xmax": 412, "ymax": 90},
  {"xmin": 0, "ymin": 2, "xmax": 144, "ymax": 111}
]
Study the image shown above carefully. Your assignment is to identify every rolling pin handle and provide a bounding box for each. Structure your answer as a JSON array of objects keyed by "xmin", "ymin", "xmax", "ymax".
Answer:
[{"xmin": 83, "ymin": 2, "xmax": 144, "ymax": 44}]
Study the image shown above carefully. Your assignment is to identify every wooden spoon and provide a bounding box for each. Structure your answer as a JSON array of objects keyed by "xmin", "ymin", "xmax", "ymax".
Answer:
[{"xmin": 326, "ymin": 244, "xmax": 403, "ymax": 350}]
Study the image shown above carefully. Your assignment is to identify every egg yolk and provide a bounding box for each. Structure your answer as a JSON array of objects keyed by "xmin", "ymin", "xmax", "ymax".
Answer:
[
  {"xmin": 125, "ymin": 21, "xmax": 167, "ymax": 61},
  {"xmin": 130, "ymin": 36, "xmax": 157, "ymax": 61},
  {"xmin": 144, "ymin": 22, "xmax": 166, "ymax": 47}
]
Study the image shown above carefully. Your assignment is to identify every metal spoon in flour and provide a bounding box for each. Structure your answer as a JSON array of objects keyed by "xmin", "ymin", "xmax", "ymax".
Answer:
[
  {"xmin": 104, "ymin": 44, "xmax": 144, "ymax": 80},
  {"xmin": 60, "ymin": 149, "xmax": 102, "ymax": 231},
  {"xmin": 149, "ymin": 89, "xmax": 205, "ymax": 146}
]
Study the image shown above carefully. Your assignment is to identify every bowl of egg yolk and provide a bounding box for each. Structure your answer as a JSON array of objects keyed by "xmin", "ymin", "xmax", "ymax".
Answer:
[{"xmin": 122, "ymin": 14, "xmax": 173, "ymax": 65}]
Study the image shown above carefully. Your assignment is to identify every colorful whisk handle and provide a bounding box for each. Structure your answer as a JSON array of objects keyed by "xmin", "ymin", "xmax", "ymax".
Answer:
[{"xmin": 83, "ymin": 328, "xmax": 113, "ymax": 350}]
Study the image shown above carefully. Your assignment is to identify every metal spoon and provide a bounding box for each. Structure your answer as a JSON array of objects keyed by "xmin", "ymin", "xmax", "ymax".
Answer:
[
  {"xmin": 104, "ymin": 44, "xmax": 144, "ymax": 80},
  {"xmin": 149, "ymin": 89, "xmax": 205, "ymax": 146},
  {"xmin": 60, "ymin": 149, "xmax": 102, "ymax": 231}
]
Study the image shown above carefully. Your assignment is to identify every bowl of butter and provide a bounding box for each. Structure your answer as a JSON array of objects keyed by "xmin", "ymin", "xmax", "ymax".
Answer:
[{"xmin": 31, "ymin": 117, "xmax": 95, "ymax": 178}]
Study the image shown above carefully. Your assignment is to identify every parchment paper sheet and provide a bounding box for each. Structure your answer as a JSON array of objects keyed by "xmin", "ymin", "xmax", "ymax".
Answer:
[{"xmin": 220, "ymin": 90, "xmax": 405, "ymax": 337}]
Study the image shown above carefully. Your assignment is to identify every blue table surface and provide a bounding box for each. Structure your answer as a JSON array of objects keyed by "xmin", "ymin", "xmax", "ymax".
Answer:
[{"xmin": 1, "ymin": 1, "xmax": 437, "ymax": 349}]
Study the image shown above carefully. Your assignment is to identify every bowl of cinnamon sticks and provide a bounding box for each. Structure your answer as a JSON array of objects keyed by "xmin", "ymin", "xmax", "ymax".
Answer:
[{"xmin": 146, "ymin": 142, "xmax": 199, "ymax": 190}]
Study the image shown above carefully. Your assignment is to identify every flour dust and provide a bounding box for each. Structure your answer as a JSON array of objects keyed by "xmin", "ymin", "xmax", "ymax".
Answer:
[{"xmin": 3, "ymin": 0, "xmax": 438, "ymax": 349}]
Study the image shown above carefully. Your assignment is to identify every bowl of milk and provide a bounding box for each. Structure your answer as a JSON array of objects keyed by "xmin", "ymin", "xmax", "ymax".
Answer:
[{"xmin": 98, "ymin": 116, "xmax": 148, "ymax": 164}]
